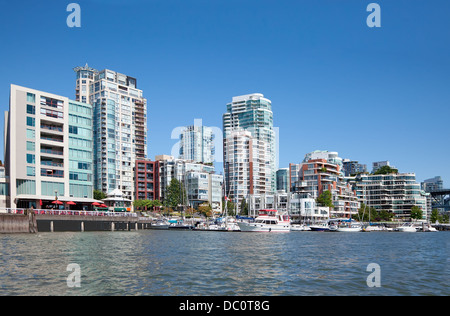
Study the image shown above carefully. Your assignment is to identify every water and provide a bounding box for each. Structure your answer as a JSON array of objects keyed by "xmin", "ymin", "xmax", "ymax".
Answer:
[{"xmin": 0, "ymin": 230, "xmax": 448, "ymax": 296}]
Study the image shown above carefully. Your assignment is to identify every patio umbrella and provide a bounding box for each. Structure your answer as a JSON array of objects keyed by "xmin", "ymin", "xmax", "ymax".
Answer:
[
  {"xmin": 52, "ymin": 200, "xmax": 63, "ymax": 205},
  {"xmin": 100, "ymin": 204, "xmax": 107, "ymax": 208},
  {"xmin": 66, "ymin": 201, "xmax": 76, "ymax": 205},
  {"xmin": 92, "ymin": 202, "xmax": 101, "ymax": 206}
]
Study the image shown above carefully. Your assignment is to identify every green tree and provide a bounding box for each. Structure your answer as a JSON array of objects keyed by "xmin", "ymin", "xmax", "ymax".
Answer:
[
  {"xmin": 165, "ymin": 178, "xmax": 187, "ymax": 210},
  {"xmin": 379, "ymin": 209, "xmax": 394, "ymax": 221},
  {"xmin": 317, "ymin": 190, "xmax": 334, "ymax": 208},
  {"xmin": 373, "ymin": 165, "xmax": 399, "ymax": 175},
  {"xmin": 240, "ymin": 198, "xmax": 248, "ymax": 215},
  {"xmin": 430, "ymin": 209, "xmax": 440, "ymax": 223},
  {"xmin": 410, "ymin": 206, "xmax": 423, "ymax": 221},
  {"xmin": 93, "ymin": 189, "xmax": 106, "ymax": 200}
]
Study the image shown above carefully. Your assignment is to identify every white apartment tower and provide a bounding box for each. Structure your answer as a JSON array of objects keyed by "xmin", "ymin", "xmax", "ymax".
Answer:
[
  {"xmin": 223, "ymin": 93, "xmax": 276, "ymax": 203},
  {"xmin": 74, "ymin": 65, "xmax": 147, "ymax": 200},
  {"xmin": 223, "ymin": 129, "xmax": 272, "ymax": 205}
]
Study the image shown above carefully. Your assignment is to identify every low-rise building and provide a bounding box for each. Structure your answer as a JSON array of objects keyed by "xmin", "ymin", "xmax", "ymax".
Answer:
[{"xmin": 351, "ymin": 172, "xmax": 429, "ymax": 221}]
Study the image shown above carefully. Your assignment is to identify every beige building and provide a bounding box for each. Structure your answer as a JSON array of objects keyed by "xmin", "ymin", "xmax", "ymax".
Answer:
[{"xmin": 4, "ymin": 84, "xmax": 96, "ymax": 209}]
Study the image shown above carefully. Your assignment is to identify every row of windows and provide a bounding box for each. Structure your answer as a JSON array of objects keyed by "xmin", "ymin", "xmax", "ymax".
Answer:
[
  {"xmin": 69, "ymin": 125, "xmax": 92, "ymax": 138},
  {"xmin": 15, "ymin": 179, "xmax": 93, "ymax": 198},
  {"xmin": 69, "ymin": 114, "xmax": 91, "ymax": 127}
]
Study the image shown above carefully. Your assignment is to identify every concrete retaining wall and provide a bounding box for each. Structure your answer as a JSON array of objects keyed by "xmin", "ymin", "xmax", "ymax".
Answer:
[{"xmin": 0, "ymin": 213, "xmax": 37, "ymax": 233}]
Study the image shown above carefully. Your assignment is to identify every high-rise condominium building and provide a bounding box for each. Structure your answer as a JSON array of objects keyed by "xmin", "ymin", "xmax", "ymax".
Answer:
[
  {"xmin": 223, "ymin": 93, "xmax": 276, "ymax": 199},
  {"xmin": 179, "ymin": 119, "xmax": 214, "ymax": 164},
  {"xmin": 223, "ymin": 129, "xmax": 272, "ymax": 204},
  {"xmin": 74, "ymin": 65, "xmax": 147, "ymax": 200},
  {"xmin": 4, "ymin": 84, "xmax": 95, "ymax": 209}
]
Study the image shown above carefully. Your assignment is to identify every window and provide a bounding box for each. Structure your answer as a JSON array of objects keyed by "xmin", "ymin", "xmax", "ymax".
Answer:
[
  {"xmin": 69, "ymin": 126, "xmax": 78, "ymax": 134},
  {"xmin": 27, "ymin": 93, "xmax": 35, "ymax": 103},
  {"xmin": 16, "ymin": 179, "xmax": 36, "ymax": 195},
  {"xmin": 26, "ymin": 129, "xmax": 35, "ymax": 139},
  {"xmin": 42, "ymin": 181, "xmax": 65, "ymax": 196},
  {"xmin": 26, "ymin": 117, "xmax": 35, "ymax": 127},
  {"xmin": 26, "ymin": 154, "xmax": 35, "ymax": 164},
  {"xmin": 26, "ymin": 166, "xmax": 35, "ymax": 176},
  {"xmin": 26, "ymin": 141, "xmax": 35, "ymax": 151},
  {"xmin": 70, "ymin": 183, "xmax": 92, "ymax": 198},
  {"xmin": 27, "ymin": 104, "xmax": 35, "ymax": 115}
]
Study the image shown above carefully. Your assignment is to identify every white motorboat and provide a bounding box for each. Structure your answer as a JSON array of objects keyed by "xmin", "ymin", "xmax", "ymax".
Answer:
[
  {"xmin": 237, "ymin": 209, "xmax": 290, "ymax": 232},
  {"xmin": 336, "ymin": 220, "xmax": 362, "ymax": 232},
  {"xmin": 363, "ymin": 224, "xmax": 392, "ymax": 232},
  {"xmin": 420, "ymin": 223, "xmax": 438, "ymax": 232},
  {"xmin": 290, "ymin": 224, "xmax": 310, "ymax": 231},
  {"xmin": 336, "ymin": 224, "xmax": 362, "ymax": 232},
  {"xmin": 150, "ymin": 219, "xmax": 170, "ymax": 229},
  {"xmin": 396, "ymin": 223, "xmax": 417, "ymax": 232}
]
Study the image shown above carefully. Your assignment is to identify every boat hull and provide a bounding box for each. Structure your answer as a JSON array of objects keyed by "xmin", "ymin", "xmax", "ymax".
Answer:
[
  {"xmin": 237, "ymin": 222, "xmax": 290, "ymax": 233},
  {"xmin": 336, "ymin": 227, "xmax": 362, "ymax": 232},
  {"xmin": 397, "ymin": 227, "xmax": 416, "ymax": 232},
  {"xmin": 309, "ymin": 226, "xmax": 330, "ymax": 232}
]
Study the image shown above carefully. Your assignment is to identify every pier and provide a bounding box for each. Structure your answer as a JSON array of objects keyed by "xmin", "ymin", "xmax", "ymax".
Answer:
[{"xmin": 0, "ymin": 209, "xmax": 153, "ymax": 233}]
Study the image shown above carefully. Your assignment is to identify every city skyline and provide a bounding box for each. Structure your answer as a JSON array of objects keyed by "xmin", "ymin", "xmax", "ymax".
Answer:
[{"xmin": 0, "ymin": 1, "xmax": 449, "ymax": 186}]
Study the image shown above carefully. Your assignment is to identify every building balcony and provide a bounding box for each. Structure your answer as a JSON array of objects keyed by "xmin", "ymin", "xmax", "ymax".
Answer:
[
  {"xmin": 41, "ymin": 168, "xmax": 64, "ymax": 178},
  {"xmin": 41, "ymin": 123, "xmax": 64, "ymax": 134},
  {"xmin": 41, "ymin": 148, "xmax": 64, "ymax": 156}
]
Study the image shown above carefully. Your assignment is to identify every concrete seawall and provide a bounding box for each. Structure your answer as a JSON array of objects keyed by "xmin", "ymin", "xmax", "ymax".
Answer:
[
  {"xmin": 0, "ymin": 212, "xmax": 37, "ymax": 233},
  {"xmin": 1, "ymin": 210, "xmax": 154, "ymax": 233}
]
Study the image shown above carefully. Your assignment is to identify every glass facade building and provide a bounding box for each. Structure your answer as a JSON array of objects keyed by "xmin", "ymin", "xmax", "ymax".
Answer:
[
  {"xmin": 5, "ymin": 84, "xmax": 94, "ymax": 209},
  {"xmin": 74, "ymin": 65, "xmax": 147, "ymax": 200}
]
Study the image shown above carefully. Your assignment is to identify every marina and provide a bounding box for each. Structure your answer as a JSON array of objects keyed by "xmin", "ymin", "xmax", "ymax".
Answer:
[{"xmin": 1, "ymin": 208, "xmax": 447, "ymax": 233}]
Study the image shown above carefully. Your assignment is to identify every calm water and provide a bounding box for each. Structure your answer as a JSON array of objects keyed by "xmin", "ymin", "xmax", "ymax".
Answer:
[{"xmin": 0, "ymin": 230, "xmax": 448, "ymax": 296}]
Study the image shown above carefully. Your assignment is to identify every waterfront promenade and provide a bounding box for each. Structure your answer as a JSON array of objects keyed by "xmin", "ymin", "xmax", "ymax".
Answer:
[{"xmin": 0, "ymin": 209, "xmax": 153, "ymax": 233}]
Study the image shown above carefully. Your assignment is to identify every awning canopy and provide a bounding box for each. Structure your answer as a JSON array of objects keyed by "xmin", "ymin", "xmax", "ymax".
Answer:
[{"xmin": 15, "ymin": 195, "xmax": 103, "ymax": 204}]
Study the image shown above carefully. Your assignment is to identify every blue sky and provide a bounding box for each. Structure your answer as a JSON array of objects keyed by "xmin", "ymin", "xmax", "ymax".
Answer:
[{"xmin": 0, "ymin": 0, "xmax": 449, "ymax": 185}]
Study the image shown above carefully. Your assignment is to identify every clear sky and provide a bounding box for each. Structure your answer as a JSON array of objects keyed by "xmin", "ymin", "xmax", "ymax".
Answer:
[{"xmin": 0, "ymin": 0, "xmax": 449, "ymax": 185}]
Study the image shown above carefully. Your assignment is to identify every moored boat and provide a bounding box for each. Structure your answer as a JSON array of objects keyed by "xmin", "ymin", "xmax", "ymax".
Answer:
[
  {"xmin": 396, "ymin": 223, "xmax": 417, "ymax": 232},
  {"xmin": 309, "ymin": 222, "xmax": 330, "ymax": 232},
  {"xmin": 237, "ymin": 209, "xmax": 290, "ymax": 232}
]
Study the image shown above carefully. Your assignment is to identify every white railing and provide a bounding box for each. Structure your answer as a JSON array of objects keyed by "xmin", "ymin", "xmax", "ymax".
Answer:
[{"xmin": 0, "ymin": 208, "xmax": 137, "ymax": 218}]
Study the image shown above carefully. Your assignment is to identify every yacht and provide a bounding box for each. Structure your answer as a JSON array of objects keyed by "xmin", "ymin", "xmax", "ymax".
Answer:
[
  {"xmin": 396, "ymin": 223, "xmax": 417, "ymax": 232},
  {"xmin": 309, "ymin": 222, "xmax": 331, "ymax": 232},
  {"xmin": 336, "ymin": 219, "xmax": 362, "ymax": 232},
  {"xmin": 237, "ymin": 209, "xmax": 291, "ymax": 232},
  {"xmin": 150, "ymin": 218, "xmax": 170, "ymax": 229},
  {"xmin": 363, "ymin": 224, "xmax": 393, "ymax": 232}
]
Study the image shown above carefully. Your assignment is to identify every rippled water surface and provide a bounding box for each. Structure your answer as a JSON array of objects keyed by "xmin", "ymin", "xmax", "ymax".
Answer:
[{"xmin": 0, "ymin": 230, "xmax": 448, "ymax": 295}]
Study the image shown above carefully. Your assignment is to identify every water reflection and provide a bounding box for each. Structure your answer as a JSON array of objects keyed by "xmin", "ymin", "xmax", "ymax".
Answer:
[{"xmin": 0, "ymin": 231, "xmax": 448, "ymax": 296}]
